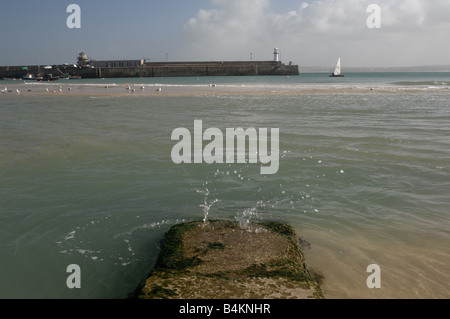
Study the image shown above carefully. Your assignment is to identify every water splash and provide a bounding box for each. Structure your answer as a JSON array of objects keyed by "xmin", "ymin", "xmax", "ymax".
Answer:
[
  {"xmin": 201, "ymin": 198, "xmax": 220, "ymax": 223},
  {"xmin": 198, "ymin": 187, "xmax": 220, "ymax": 223},
  {"xmin": 235, "ymin": 207, "xmax": 260, "ymax": 228}
]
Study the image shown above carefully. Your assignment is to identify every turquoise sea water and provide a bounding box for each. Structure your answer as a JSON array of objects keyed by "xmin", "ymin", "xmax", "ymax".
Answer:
[{"xmin": 0, "ymin": 73, "xmax": 449, "ymax": 298}]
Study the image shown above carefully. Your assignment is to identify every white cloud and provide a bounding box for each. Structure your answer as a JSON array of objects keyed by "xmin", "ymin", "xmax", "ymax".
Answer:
[
  {"xmin": 183, "ymin": 0, "xmax": 450, "ymax": 67},
  {"xmin": 184, "ymin": 0, "xmax": 270, "ymax": 60}
]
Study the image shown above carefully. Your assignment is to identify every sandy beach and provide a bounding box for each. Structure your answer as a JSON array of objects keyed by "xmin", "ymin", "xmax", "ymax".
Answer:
[{"xmin": 1, "ymin": 80, "xmax": 436, "ymax": 98}]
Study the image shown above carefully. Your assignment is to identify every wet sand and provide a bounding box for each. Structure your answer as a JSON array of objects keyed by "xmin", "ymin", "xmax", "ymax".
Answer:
[{"xmin": 0, "ymin": 81, "xmax": 429, "ymax": 97}]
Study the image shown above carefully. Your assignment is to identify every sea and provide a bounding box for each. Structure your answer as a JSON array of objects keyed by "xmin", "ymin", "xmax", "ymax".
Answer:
[{"xmin": 0, "ymin": 72, "xmax": 449, "ymax": 299}]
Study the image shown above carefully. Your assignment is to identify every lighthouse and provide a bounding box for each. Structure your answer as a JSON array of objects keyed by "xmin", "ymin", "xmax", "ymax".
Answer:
[{"xmin": 273, "ymin": 47, "xmax": 279, "ymax": 63}]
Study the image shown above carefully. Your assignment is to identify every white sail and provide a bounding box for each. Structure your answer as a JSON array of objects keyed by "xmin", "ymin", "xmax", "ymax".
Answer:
[{"xmin": 334, "ymin": 58, "xmax": 341, "ymax": 75}]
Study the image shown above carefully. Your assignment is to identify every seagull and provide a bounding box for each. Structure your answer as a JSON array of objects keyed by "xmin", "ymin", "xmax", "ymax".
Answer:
[
  {"xmin": 156, "ymin": 88, "xmax": 162, "ymax": 92},
  {"xmin": 1, "ymin": 90, "xmax": 5, "ymax": 94},
  {"xmin": 46, "ymin": 88, "xmax": 49, "ymax": 93},
  {"xmin": 141, "ymin": 86, "xmax": 145, "ymax": 90},
  {"xmin": 68, "ymin": 87, "xmax": 71, "ymax": 91},
  {"xmin": 16, "ymin": 89, "xmax": 21, "ymax": 94}
]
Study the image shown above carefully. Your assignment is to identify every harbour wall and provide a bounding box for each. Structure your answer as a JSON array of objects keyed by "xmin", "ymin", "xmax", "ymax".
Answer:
[{"xmin": 0, "ymin": 61, "xmax": 299, "ymax": 79}]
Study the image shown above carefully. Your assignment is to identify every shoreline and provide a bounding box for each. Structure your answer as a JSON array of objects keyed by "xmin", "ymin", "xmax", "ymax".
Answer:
[{"xmin": 1, "ymin": 82, "xmax": 446, "ymax": 97}]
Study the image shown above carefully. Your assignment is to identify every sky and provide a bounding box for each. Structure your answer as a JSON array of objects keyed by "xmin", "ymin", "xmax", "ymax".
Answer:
[{"xmin": 0, "ymin": 0, "xmax": 449, "ymax": 68}]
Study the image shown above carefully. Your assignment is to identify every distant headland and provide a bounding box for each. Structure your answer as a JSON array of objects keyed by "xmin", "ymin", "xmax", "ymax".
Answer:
[
  {"xmin": 0, "ymin": 48, "xmax": 299, "ymax": 81},
  {"xmin": 300, "ymin": 65, "xmax": 450, "ymax": 73}
]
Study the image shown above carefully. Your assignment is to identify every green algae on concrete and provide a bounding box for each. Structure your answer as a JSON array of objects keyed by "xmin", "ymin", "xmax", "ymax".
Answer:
[{"xmin": 135, "ymin": 220, "xmax": 324, "ymax": 299}]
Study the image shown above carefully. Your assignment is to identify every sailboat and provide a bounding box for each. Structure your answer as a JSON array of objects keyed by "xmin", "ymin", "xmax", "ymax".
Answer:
[{"xmin": 330, "ymin": 57, "xmax": 344, "ymax": 77}]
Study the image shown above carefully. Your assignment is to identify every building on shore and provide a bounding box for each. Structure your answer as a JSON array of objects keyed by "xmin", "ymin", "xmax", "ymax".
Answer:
[
  {"xmin": 90, "ymin": 60, "xmax": 144, "ymax": 68},
  {"xmin": 77, "ymin": 51, "xmax": 89, "ymax": 67},
  {"xmin": 0, "ymin": 48, "xmax": 299, "ymax": 80},
  {"xmin": 77, "ymin": 51, "xmax": 144, "ymax": 68}
]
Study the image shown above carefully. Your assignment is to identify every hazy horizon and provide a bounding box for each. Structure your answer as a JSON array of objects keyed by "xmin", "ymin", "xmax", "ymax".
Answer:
[{"xmin": 1, "ymin": 0, "xmax": 449, "ymax": 68}]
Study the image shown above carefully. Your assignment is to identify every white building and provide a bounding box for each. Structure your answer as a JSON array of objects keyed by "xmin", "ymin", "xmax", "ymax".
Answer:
[{"xmin": 273, "ymin": 47, "xmax": 279, "ymax": 63}]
